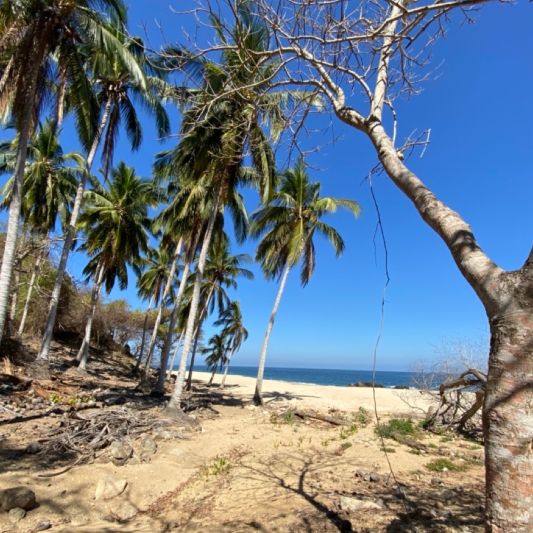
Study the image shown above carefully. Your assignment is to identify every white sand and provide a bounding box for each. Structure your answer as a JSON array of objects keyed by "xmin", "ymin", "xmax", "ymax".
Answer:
[{"xmin": 190, "ymin": 370, "xmax": 435, "ymax": 416}]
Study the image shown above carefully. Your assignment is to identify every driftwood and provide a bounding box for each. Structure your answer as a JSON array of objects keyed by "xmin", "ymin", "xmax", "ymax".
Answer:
[
  {"xmin": 426, "ymin": 368, "xmax": 486, "ymax": 436},
  {"xmin": 36, "ymin": 407, "xmax": 174, "ymax": 475},
  {"xmin": 274, "ymin": 409, "xmax": 347, "ymax": 426}
]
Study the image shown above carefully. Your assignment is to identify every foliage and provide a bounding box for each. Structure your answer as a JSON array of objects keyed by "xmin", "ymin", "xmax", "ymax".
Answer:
[
  {"xmin": 376, "ymin": 418, "xmax": 420, "ymax": 441},
  {"xmin": 425, "ymin": 459, "xmax": 465, "ymax": 473}
]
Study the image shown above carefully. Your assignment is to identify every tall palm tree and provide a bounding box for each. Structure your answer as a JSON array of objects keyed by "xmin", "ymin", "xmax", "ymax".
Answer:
[
  {"xmin": 37, "ymin": 18, "xmax": 170, "ymax": 362},
  {"xmin": 0, "ymin": 0, "xmax": 128, "ymax": 342},
  {"xmin": 75, "ymin": 162, "xmax": 154, "ymax": 369},
  {"xmin": 251, "ymin": 158, "xmax": 360, "ymax": 404},
  {"xmin": 0, "ymin": 120, "xmax": 85, "ymax": 335},
  {"xmin": 214, "ymin": 301, "xmax": 248, "ymax": 388},
  {"xmin": 184, "ymin": 236, "xmax": 253, "ymax": 391},
  {"xmin": 135, "ymin": 246, "xmax": 175, "ymax": 369}
]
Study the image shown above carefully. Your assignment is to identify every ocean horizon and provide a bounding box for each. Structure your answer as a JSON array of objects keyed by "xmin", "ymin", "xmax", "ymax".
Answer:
[{"xmin": 187, "ymin": 364, "xmax": 439, "ymax": 389}]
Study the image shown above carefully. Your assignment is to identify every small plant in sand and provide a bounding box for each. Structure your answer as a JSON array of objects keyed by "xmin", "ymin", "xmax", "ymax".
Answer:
[
  {"xmin": 355, "ymin": 407, "xmax": 370, "ymax": 427},
  {"xmin": 381, "ymin": 446, "xmax": 396, "ymax": 454},
  {"xmin": 207, "ymin": 456, "xmax": 232, "ymax": 476},
  {"xmin": 376, "ymin": 418, "xmax": 420, "ymax": 441},
  {"xmin": 425, "ymin": 458, "xmax": 465, "ymax": 472},
  {"xmin": 339, "ymin": 423, "xmax": 358, "ymax": 440}
]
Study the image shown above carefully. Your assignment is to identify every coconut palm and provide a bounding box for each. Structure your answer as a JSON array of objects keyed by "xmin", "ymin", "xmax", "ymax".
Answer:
[
  {"xmin": 203, "ymin": 333, "xmax": 230, "ymax": 386},
  {"xmin": 37, "ymin": 17, "xmax": 171, "ymax": 362},
  {"xmin": 0, "ymin": 120, "xmax": 85, "ymax": 334},
  {"xmin": 135, "ymin": 246, "xmax": 175, "ymax": 368},
  {"xmin": 184, "ymin": 236, "xmax": 253, "ymax": 391},
  {"xmin": 214, "ymin": 301, "xmax": 248, "ymax": 388},
  {"xmin": 251, "ymin": 158, "xmax": 360, "ymax": 404},
  {"xmin": 0, "ymin": 0, "xmax": 128, "ymax": 342},
  {"xmin": 76, "ymin": 162, "xmax": 154, "ymax": 369}
]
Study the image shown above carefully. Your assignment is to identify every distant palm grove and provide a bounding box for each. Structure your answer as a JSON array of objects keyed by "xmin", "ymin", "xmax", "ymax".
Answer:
[{"xmin": 0, "ymin": 0, "xmax": 359, "ymax": 407}]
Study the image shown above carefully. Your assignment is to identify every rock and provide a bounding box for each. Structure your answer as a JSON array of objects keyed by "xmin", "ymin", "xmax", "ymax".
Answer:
[
  {"xmin": 25, "ymin": 442, "xmax": 41, "ymax": 454},
  {"xmin": 431, "ymin": 477, "xmax": 444, "ymax": 486},
  {"xmin": 34, "ymin": 520, "xmax": 52, "ymax": 531},
  {"xmin": 355, "ymin": 468, "xmax": 371, "ymax": 481},
  {"xmin": 339, "ymin": 496, "xmax": 383, "ymax": 512},
  {"xmin": 0, "ymin": 487, "xmax": 36, "ymax": 511},
  {"xmin": 111, "ymin": 501, "xmax": 138, "ymax": 521},
  {"xmin": 108, "ymin": 440, "xmax": 133, "ymax": 466},
  {"xmin": 8, "ymin": 507, "xmax": 26, "ymax": 523},
  {"xmin": 369, "ymin": 472, "xmax": 381, "ymax": 482},
  {"xmin": 94, "ymin": 477, "xmax": 127, "ymax": 500},
  {"xmin": 140, "ymin": 437, "xmax": 157, "ymax": 456},
  {"xmin": 153, "ymin": 428, "xmax": 175, "ymax": 441}
]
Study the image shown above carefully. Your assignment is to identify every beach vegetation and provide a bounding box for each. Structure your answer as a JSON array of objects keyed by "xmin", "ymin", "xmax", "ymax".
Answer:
[
  {"xmin": 376, "ymin": 418, "xmax": 420, "ymax": 441},
  {"xmin": 425, "ymin": 459, "xmax": 465, "ymax": 473}
]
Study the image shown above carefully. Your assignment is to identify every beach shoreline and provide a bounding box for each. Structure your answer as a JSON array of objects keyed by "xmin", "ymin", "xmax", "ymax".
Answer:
[{"xmin": 187, "ymin": 370, "xmax": 435, "ymax": 416}]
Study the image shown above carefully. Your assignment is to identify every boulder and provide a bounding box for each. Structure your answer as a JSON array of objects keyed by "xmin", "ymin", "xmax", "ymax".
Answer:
[
  {"xmin": 94, "ymin": 477, "xmax": 127, "ymax": 501},
  {"xmin": 108, "ymin": 440, "xmax": 133, "ymax": 466},
  {"xmin": 0, "ymin": 487, "xmax": 36, "ymax": 512},
  {"xmin": 111, "ymin": 501, "xmax": 138, "ymax": 522}
]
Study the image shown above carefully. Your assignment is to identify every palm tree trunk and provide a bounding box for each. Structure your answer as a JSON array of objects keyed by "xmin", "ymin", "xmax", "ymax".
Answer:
[
  {"xmin": 77, "ymin": 263, "xmax": 105, "ymax": 370},
  {"xmin": 167, "ymin": 332, "xmax": 184, "ymax": 379},
  {"xmin": 0, "ymin": 96, "xmax": 36, "ymax": 342},
  {"xmin": 134, "ymin": 294, "xmax": 155, "ymax": 372},
  {"xmin": 208, "ymin": 368, "xmax": 217, "ymax": 386},
  {"xmin": 186, "ymin": 285, "xmax": 215, "ymax": 391},
  {"xmin": 220, "ymin": 349, "xmax": 235, "ymax": 389},
  {"xmin": 155, "ymin": 258, "xmax": 191, "ymax": 393},
  {"xmin": 9, "ymin": 267, "xmax": 20, "ymax": 324},
  {"xmin": 17, "ymin": 245, "xmax": 45, "ymax": 336},
  {"xmin": 186, "ymin": 328, "xmax": 202, "ymax": 392},
  {"xmin": 142, "ymin": 239, "xmax": 183, "ymax": 379},
  {"xmin": 167, "ymin": 197, "xmax": 220, "ymax": 411},
  {"xmin": 254, "ymin": 263, "xmax": 291, "ymax": 405},
  {"xmin": 37, "ymin": 96, "xmax": 113, "ymax": 362}
]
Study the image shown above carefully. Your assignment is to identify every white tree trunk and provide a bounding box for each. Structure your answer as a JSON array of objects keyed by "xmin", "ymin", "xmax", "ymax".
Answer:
[
  {"xmin": 155, "ymin": 258, "xmax": 191, "ymax": 393},
  {"xmin": 167, "ymin": 198, "xmax": 220, "ymax": 411},
  {"xmin": 77, "ymin": 263, "xmax": 105, "ymax": 370},
  {"xmin": 142, "ymin": 239, "xmax": 183, "ymax": 378},
  {"xmin": 167, "ymin": 332, "xmax": 184, "ymax": 379},
  {"xmin": 135, "ymin": 294, "xmax": 155, "ymax": 371},
  {"xmin": 253, "ymin": 264, "xmax": 291, "ymax": 405},
  {"xmin": 37, "ymin": 97, "xmax": 113, "ymax": 362},
  {"xmin": 17, "ymin": 246, "xmax": 44, "ymax": 336},
  {"xmin": 0, "ymin": 102, "xmax": 34, "ymax": 341},
  {"xmin": 220, "ymin": 349, "xmax": 235, "ymax": 388}
]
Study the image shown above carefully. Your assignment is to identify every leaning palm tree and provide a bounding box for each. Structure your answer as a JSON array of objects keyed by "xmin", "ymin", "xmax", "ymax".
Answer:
[
  {"xmin": 184, "ymin": 235, "xmax": 253, "ymax": 391},
  {"xmin": 251, "ymin": 158, "xmax": 360, "ymax": 405},
  {"xmin": 37, "ymin": 18, "xmax": 170, "ymax": 362},
  {"xmin": 0, "ymin": 0, "xmax": 128, "ymax": 342},
  {"xmin": 75, "ymin": 162, "xmax": 153, "ymax": 369},
  {"xmin": 214, "ymin": 301, "xmax": 248, "ymax": 388},
  {"xmin": 203, "ymin": 333, "xmax": 230, "ymax": 386},
  {"xmin": 0, "ymin": 120, "xmax": 85, "ymax": 335},
  {"xmin": 135, "ymin": 246, "xmax": 175, "ymax": 370}
]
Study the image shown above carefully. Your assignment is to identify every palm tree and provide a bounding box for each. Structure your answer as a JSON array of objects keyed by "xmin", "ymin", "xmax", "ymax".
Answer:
[
  {"xmin": 0, "ymin": 0, "xmax": 128, "ymax": 342},
  {"xmin": 76, "ymin": 162, "xmax": 154, "ymax": 369},
  {"xmin": 0, "ymin": 120, "xmax": 85, "ymax": 335},
  {"xmin": 251, "ymin": 158, "xmax": 360, "ymax": 405},
  {"xmin": 214, "ymin": 301, "xmax": 248, "ymax": 388},
  {"xmin": 37, "ymin": 17, "xmax": 170, "ymax": 362},
  {"xmin": 203, "ymin": 333, "xmax": 230, "ymax": 386},
  {"xmin": 184, "ymin": 236, "xmax": 253, "ymax": 391},
  {"xmin": 135, "ymin": 246, "xmax": 175, "ymax": 369}
]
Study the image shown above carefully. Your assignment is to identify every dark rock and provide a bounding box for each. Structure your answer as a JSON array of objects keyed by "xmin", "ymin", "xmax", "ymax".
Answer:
[
  {"xmin": 0, "ymin": 487, "xmax": 36, "ymax": 511},
  {"xmin": 25, "ymin": 442, "xmax": 41, "ymax": 454},
  {"xmin": 369, "ymin": 472, "xmax": 381, "ymax": 482},
  {"xmin": 35, "ymin": 520, "xmax": 52, "ymax": 531},
  {"xmin": 348, "ymin": 381, "xmax": 384, "ymax": 388}
]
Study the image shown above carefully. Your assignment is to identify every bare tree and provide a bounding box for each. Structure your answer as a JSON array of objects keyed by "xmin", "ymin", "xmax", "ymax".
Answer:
[{"xmin": 175, "ymin": 1, "xmax": 531, "ymax": 529}]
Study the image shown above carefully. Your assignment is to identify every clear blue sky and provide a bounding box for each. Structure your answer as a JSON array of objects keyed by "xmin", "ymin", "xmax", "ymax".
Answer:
[{"xmin": 2, "ymin": 2, "xmax": 531, "ymax": 371}]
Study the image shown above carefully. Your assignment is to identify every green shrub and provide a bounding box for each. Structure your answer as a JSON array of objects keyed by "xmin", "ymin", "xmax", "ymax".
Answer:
[
  {"xmin": 376, "ymin": 418, "xmax": 418, "ymax": 440},
  {"xmin": 425, "ymin": 459, "xmax": 464, "ymax": 472}
]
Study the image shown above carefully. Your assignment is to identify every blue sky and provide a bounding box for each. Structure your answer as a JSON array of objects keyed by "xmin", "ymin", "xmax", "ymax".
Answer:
[{"xmin": 2, "ymin": 2, "xmax": 531, "ymax": 371}]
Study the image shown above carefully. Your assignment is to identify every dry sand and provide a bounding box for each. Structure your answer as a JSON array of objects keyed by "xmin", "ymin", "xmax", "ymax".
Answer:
[
  {"xmin": 190, "ymin": 370, "xmax": 435, "ymax": 415},
  {"xmin": 1, "ymin": 364, "xmax": 484, "ymax": 532}
]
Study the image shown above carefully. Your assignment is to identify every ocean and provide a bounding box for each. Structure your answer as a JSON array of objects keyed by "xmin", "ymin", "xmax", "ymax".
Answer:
[{"xmin": 190, "ymin": 365, "xmax": 428, "ymax": 388}]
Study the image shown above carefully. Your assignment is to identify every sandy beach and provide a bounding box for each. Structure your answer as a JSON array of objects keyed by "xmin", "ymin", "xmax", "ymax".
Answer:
[{"xmin": 190, "ymin": 370, "xmax": 435, "ymax": 416}]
